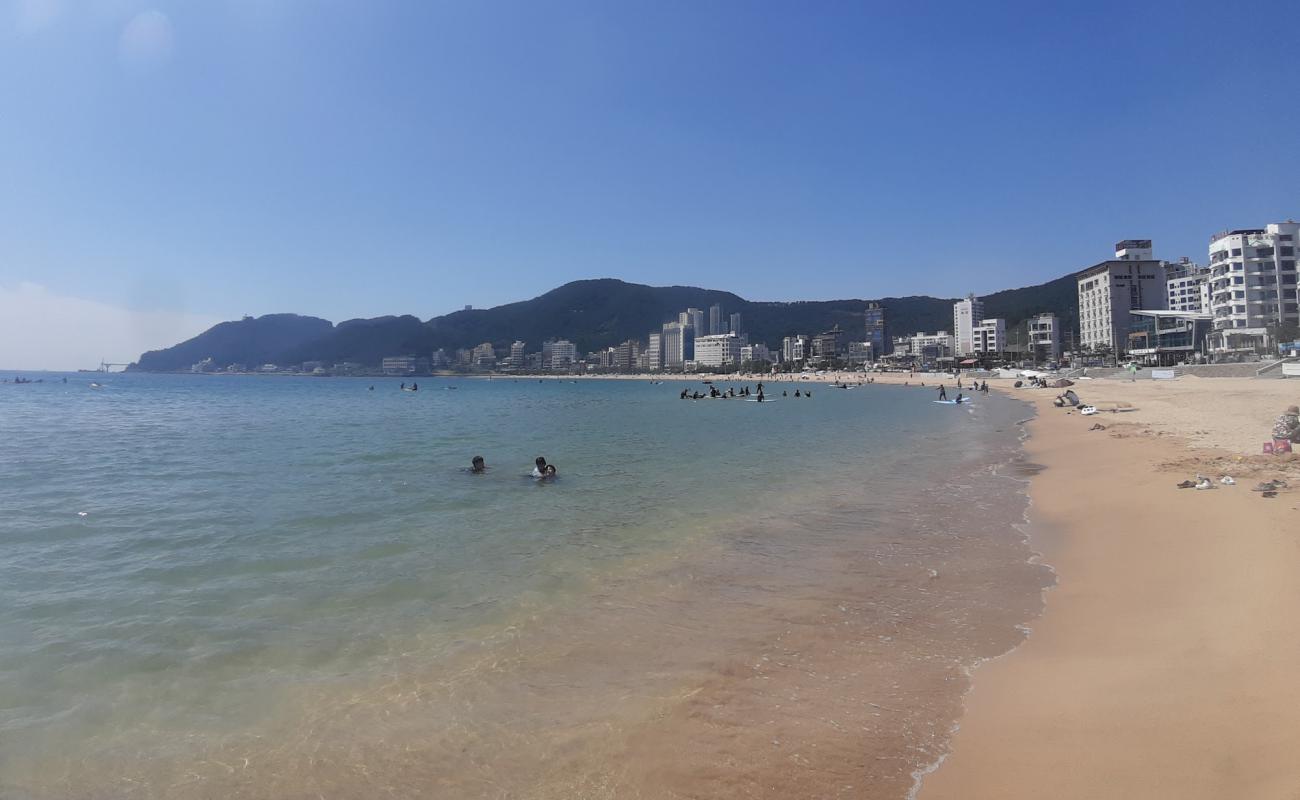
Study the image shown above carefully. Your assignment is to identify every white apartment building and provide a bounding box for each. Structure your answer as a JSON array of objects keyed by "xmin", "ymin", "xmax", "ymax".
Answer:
[
  {"xmin": 971, "ymin": 318, "xmax": 1006, "ymax": 356},
  {"xmin": 547, "ymin": 339, "xmax": 577, "ymax": 370},
  {"xmin": 1206, "ymin": 221, "xmax": 1300, "ymax": 350},
  {"xmin": 679, "ymin": 308, "xmax": 704, "ymax": 335},
  {"xmin": 646, "ymin": 333, "xmax": 662, "ymax": 370},
  {"xmin": 694, "ymin": 333, "xmax": 741, "ymax": 367},
  {"xmin": 1165, "ymin": 257, "xmax": 1210, "ymax": 314},
  {"xmin": 1077, "ymin": 240, "xmax": 1167, "ymax": 353},
  {"xmin": 782, "ymin": 335, "xmax": 809, "ymax": 362},
  {"xmin": 952, "ymin": 295, "xmax": 984, "ymax": 356},
  {"xmin": 508, "ymin": 340, "xmax": 527, "ymax": 367},
  {"xmin": 1028, "ymin": 312, "xmax": 1061, "ymax": 362}
]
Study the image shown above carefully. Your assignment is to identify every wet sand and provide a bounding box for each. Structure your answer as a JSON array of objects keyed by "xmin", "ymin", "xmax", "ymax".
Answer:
[{"xmin": 919, "ymin": 382, "xmax": 1300, "ymax": 799}]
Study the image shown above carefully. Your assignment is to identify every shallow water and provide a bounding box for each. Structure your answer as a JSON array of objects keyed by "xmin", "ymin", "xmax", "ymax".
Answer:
[{"xmin": 0, "ymin": 374, "xmax": 1049, "ymax": 798}]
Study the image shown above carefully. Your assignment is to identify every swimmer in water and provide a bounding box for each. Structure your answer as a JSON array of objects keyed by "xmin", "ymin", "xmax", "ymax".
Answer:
[
  {"xmin": 544, "ymin": 464, "xmax": 557, "ymax": 479},
  {"xmin": 470, "ymin": 455, "xmax": 486, "ymax": 473},
  {"xmin": 532, "ymin": 456, "xmax": 547, "ymax": 478}
]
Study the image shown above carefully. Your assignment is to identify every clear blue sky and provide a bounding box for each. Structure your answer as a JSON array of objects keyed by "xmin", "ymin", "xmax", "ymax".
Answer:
[{"xmin": 3, "ymin": 0, "xmax": 1299, "ymax": 355}]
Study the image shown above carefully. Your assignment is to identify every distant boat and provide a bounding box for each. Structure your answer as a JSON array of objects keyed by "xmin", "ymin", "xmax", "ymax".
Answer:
[{"xmin": 89, "ymin": 383, "xmax": 104, "ymax": 389}]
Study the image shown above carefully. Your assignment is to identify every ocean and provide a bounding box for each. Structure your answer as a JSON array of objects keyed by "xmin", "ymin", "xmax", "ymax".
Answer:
[{"xmin": 0, "ymin": 373, "xmax": 1050, "ymax": 799}]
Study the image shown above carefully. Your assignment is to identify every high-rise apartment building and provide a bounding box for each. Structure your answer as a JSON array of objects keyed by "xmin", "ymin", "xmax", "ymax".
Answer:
[
  {"xmin": 646, "ymin": 332, "xmax": 663, "ymax": 370},
  {"xmin": 1077, "ymin": 240, "xmax": 1167, "ymax": 353},
  {"xmin": 679, "ymin": 308, "xmax": 704, "ymax": 336},
  {"xmin": 952, "ymin": 295, "xmax": 985, "ymax": 356},
  {"xmin": 661, "ymin": 322, "xmax": 694, "ymax": 369},
  {"xmin": 1206, "ymin": 221, "xmax": 1300, "ymax": 351},
  {"xmin": 508, "ymin": 340, "xmax": 527, "ymax": 367},
  {"xmin": 708, "ymin": 304, "xmax": 724, "ymax": 335},
  {"xmin": 729, "ymin": 312, "xmax": 743, "ymax": 337},
  {"xmin": 864, "ymin": 303, "xmax": 890, "ymax": 356}
]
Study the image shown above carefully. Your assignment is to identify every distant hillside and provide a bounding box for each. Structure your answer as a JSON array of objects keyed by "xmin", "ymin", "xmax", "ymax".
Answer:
[
  {"xmin": 135, "ymin": 313, "xmax": 334, "ymax": 371},
  {"xmin": 132, "ymin": 275, "xmax": 1079, "ymax": 370}
]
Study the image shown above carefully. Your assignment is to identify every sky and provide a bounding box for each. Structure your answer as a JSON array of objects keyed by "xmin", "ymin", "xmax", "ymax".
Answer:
[{"xmin": 3, "ymin": 0, "xmax": 1300, "ymax": 369}]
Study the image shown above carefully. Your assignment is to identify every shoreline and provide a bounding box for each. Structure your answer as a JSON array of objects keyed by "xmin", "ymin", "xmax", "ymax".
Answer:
[{"xmin": 917, "ymin": 379, "xmax": 1300, "ymax": 799}]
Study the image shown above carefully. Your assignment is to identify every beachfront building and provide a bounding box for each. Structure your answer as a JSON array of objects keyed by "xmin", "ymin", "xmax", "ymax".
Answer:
[
  {"xmin": 708, "ymin": 304, "xmax": 724, "ymax": 335},
  {"xmin": 953, "ymin": 295, "xmax": 984, "ymax": 356},
  {"xmin": 864, "ymin": 302, "xmax": 890, "ymax": 356},
  {"xmin": 1029, "ymin": 313, "xmax": 1061, "ymax": 363},
  {"xmin": 740, "ymin": 343, "xmax": 773, "ymax": 364},
  {"xmin": 1166, "ymin": 257, "xmax": 1210, "ymax": 314},
  {"xmin": 612, "ymin": 339, "xmax": 640, "ymax": 371},
  {"xmin": 661, "ymin": 322, "xmax": 694, "ymax": 370},
  {"xmin": 694, "ymin": 333, "xmax": 742, "ymax": 368},
  {"xmin": 1127, "ymin": 310, "xmax": 1214, "ymax": 366},
  {"xmin": 812, "ymin": 326, "xmax": 847, "ymax": 363},
  {"xmin": 782, "ymin": 335, "xmax": 809, "ymax": 363},
  {"xmin": 971, "ymin": 318, "xmax": 1006, "ymax": 357},
  {"xmin": 382, "ymin": 355, "xmax": 429, "ymax": 375},
  {"xmin": 507, "ymin": 341, "xmax": 527, "ymax": 369},
  {"xmin": 906, "ymin": 331, "xmax": 954, "ymax": 359},
  {"xmin": 1206, "ymin": 221, "xmax": 1300, "ymax": 354},
  {"xmin": 471, "ymin": 342, "xmax": 496, "ymax": 368},
  {"xmin": 542, "ymin": 339, "xmax": 577, "ymax": 371},
  {"xmin": 645, "ymin": 332, "xmax": 663, "ymax": 371},
  {"xmin": 1077, "ymin": 240, "xmax": 1167, "ymax": 356},
  {"xmin": 846, "ymin": 341, "xmax": 874, "ymax": 365}
]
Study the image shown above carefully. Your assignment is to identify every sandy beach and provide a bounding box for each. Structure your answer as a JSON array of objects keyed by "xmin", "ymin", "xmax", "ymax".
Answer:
[{"xmin": 905, "ymin": 374, "xmax": 1300, "ymax": 799}]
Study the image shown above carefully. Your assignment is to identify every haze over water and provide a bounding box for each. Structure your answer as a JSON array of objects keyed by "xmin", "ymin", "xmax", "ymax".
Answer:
[{"xmin": 0, "ymin": 375, "xmax": 1049, "ymax": 798}]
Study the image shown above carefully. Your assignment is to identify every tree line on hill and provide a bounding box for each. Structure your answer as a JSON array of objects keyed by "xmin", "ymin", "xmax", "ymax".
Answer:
[{"xmin": 132, "ymin": 275, "xmax": 1080, "ymax": 372}]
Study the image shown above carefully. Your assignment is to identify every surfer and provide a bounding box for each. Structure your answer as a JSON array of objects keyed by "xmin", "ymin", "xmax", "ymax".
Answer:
[
  {"xmin": 955, "ymin": 392, "xmax": 964, "ymax": 404},
  {"xmin": 938, "ymin": 385, "xmax": 947, "ymax": 401}
]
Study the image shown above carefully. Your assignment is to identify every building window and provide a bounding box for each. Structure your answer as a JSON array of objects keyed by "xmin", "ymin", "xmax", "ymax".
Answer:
[{"xmin": 1231, "ymin": 248, "xmax": 1242, "ymax": 256}]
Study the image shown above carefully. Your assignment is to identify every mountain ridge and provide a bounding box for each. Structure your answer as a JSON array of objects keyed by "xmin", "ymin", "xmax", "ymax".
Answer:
[{"xmin": 133, "ymin": 275, "xmax": 1079, "ymax": 371}]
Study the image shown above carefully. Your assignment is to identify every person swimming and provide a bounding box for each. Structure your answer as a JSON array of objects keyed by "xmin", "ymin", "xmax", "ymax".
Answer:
[
  {"xmin": 470, "ymin": 455, "xmax": 486, "ymax": 473},
  {"xmin": 544, "ymin": 464, "xmax": 557, "ymax": 479},
  {"xmin": 532, "ymin": 456, "xmax": 547, "ymax": 477},
  {"xmin": 794, "ymin": 389, "xmax": 801, "ymax": 397}
]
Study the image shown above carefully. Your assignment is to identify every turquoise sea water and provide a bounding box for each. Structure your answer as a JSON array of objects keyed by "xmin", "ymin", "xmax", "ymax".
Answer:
[{"xmin": 0, "ymin": 373, "xmax": 1045, "ymax": 798}]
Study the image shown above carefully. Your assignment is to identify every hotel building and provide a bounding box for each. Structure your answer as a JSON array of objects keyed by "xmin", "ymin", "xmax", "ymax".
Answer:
[{"xmin": 1076, "ymin": 240, "xmax": 1167, "ymax": 354}]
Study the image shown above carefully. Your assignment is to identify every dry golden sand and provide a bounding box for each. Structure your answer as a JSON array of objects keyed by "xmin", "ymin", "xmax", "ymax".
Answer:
[{"xmin": 912, "ymin": 377, "xmax": 1300, "ymax": 800}]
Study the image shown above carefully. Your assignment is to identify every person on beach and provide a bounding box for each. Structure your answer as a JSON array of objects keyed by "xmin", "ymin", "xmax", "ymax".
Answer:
[
  {"xmin": 470, "ymin": 455, "xmax": 486, "ymax": 473},
  {"xmin": 938, "ymin": 385, "xmax": 947, "ymax": 400},
  {"xmin": 1273, "ymin": 406, "xmax": 1300, "ymax": 444},
  {"xmin": 532, "ymin": 456, "xmax": 547, "ymax": 478}
]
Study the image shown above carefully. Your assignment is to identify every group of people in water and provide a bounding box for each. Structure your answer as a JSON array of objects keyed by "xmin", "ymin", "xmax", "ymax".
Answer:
[
  {"xmin": 679, "ymin": 381, "xmax": 817, "ymax": 402},
  {"xmin": 467, "ymin": 455, "xmax": 558, "ymax": 480},
  {"xmin": 936, "ymin": 379, "xmax": 989, "ymax": 404}
]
